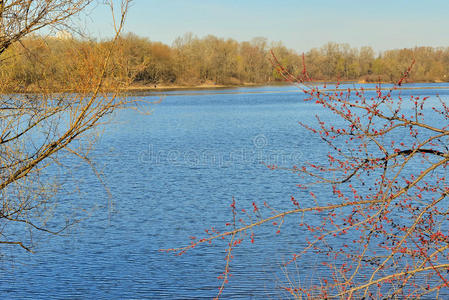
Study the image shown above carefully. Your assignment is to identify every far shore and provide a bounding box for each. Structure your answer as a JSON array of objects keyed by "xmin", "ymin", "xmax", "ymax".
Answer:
[
  {"xmin": 123, "ymin": 80, "xmax": 449, "ymax": 93},
  {"xmin": 123, "ymin": 82, "xmax": 276, "ymax": 92},
  {"xmin": 6, "ymin": 80, "xmax": 449, "ymax": 94}
]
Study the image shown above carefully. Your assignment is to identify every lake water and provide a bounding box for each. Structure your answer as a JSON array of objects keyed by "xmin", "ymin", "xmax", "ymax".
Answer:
[{"xmin": 1, "ymin": 84, "xmax": 449, "ymax": 299}]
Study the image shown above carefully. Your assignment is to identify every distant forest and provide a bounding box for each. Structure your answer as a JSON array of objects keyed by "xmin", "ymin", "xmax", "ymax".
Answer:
[{"xmin": 1, "ymin": 32, "xmax": 449, "ymax": 91}]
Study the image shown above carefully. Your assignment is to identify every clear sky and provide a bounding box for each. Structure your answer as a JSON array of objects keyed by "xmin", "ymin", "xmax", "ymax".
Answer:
[{"xmin": 86, "ymin": 0, "xmax": 449, "ymax": 52}]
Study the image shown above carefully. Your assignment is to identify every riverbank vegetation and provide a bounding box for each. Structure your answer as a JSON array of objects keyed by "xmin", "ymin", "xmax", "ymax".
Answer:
[
  {"xmin": 0, "ymin": 0, "xmax": 145, "ymax": 253},
  {"xmin": 2, "ymin": 32, "xmax": 449, "ymax": 92}
]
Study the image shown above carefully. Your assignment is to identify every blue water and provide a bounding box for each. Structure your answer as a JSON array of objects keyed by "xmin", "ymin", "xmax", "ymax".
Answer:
[{"xmin": 1, "ymin": 84, "xmax": 449, "ymax": 299}]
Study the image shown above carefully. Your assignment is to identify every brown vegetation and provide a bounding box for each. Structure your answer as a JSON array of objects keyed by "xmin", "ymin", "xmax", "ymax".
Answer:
[
  {"xmin": 165, "ymin": 55, "xmax": 449, "ymax": 299},
  {"xmin": 0, "ymin": 0, "xmax": 153, "ymax": 252},
  {"xmin": 2, "ymin": 33, "xmax": 449, "ymax": 92}
]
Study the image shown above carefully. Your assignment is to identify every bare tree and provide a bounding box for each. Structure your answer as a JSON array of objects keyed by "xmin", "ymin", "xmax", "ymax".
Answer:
[
  {"xmin": 0, "ymin": 0, "xmax": 97, "ymax": 55},
  {"xmin": 165, "ymin": 54, "xmax": 449, "ymax": 299},
  {"xmin": 0, "ymin": 0, "xmax": 145, "ymax": 252}
]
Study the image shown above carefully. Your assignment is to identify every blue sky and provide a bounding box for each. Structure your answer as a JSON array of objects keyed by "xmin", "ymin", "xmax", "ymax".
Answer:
[{"xmin": 86, "ymin": 0, "xmax": 449, "ymax": 52}]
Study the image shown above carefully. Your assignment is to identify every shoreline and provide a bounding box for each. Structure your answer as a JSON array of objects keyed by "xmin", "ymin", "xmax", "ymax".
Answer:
[
  {"xmin": 123, "ymin": 81, "xmax": 449, "ymax": 93},
  {"xmin": 4, "ymin": 81, "xmax": 449, "ymax": 94},
  {"xmin": 123, "ymin": 82, "xmax": 277, "ymax": 92}
]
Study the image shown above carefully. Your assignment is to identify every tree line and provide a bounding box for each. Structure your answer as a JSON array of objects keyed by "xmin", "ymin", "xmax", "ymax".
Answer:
[{"xmin": 1, "ymin": 32, "xmax": 449, "ymax": 92}]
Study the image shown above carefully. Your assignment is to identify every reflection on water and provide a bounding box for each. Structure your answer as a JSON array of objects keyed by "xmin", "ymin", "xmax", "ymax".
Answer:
[{"xmin": 1, "ymin": 83, "xmax": 449, "ymax": 299}]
